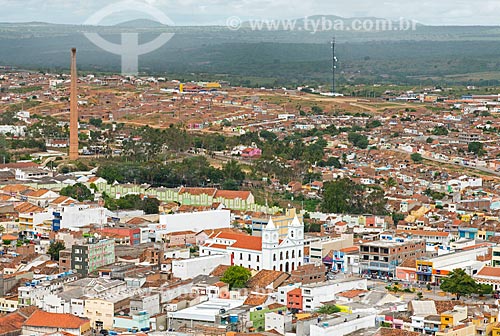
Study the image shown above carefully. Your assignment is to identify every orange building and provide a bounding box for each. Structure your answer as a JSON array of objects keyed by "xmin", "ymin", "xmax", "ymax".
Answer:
[{"xmin": 287, "ymin": 287, "xmax": 303, "ymax": 312}]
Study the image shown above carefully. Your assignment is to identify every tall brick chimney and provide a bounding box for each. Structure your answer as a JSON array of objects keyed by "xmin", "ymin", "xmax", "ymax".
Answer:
[{"xmin": 69, "ymin": 48, "xmax": 79, "ymax": 161}]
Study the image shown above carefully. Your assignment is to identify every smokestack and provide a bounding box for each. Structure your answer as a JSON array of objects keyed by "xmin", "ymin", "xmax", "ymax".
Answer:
[{"xmin": 69, "ymin": 48, "xmax": 79, "ymax": 161}]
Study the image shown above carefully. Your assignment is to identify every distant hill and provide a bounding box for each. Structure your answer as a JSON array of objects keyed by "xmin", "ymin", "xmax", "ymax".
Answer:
[
  {"xmin": 0, "ymin": 17, "xmax": 500, "ymax": 86},
  {"xmin": 113, "ymin": 19, "xmax": 169, "ymax": 28}
]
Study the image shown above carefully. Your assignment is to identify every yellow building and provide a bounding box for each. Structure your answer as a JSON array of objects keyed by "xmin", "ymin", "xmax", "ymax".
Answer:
[
  {"xmin": 84, "ymin": 298, "xmax": 115, "ymax": 329},
  {"xmin": 435, "ymin": 324, "xmax": 476, "ymax": 336},
  {"xmin": 440, "ymin": 306, "xmax": 467, "ymax": 331}
]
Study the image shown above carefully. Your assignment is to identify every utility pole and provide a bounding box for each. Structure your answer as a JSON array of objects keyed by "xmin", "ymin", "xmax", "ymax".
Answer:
[{"xmin": 331, "ymin": 37, "xmax": 338, "ymax": 95}]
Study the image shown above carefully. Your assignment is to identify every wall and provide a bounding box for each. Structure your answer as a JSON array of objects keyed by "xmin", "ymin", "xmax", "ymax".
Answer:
[
  {"xmin": 172, "ymin": 254, "xmax": 231, "ymax": 280},
  {"xmin": 157, "ymin": 210, "xmax": 230, "ymax": 235},
  {"xmin": 309, "ymin": 314, "xmax": 376, "ymax": 336}
]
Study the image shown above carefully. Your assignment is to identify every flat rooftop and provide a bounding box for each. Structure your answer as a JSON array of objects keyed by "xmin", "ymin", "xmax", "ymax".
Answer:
[{"xmin": 167, "ymin": 298, "xmax": 245, "ymax": 322}]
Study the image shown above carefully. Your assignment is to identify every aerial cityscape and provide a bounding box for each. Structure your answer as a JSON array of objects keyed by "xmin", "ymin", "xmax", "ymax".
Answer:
[{"xmin": 1, "ymin": 1, "xmax": 500, "ymax": 336}]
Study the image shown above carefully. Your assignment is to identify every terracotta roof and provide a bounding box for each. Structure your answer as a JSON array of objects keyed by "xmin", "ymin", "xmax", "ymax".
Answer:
[
  {"xmin": 51, "ymin": 196, "xmax": 77, "ymax": 205},
  {"xmin": 339, "ymin": 246, "xmax": 359, "ymax": 253},
  {"xmin": 1, "ymin": 234, "xmax": 18, "ymax": 241},
  {"xmin": 178, "ymin": 187, "xmax": 216, "ymax": 196},
  {"xmin": 126, "ymin": 217, "xmax": 152, "ymax": 225},
  {"xmin": 210, "ymin": 264, "xmax": 230, "ymax": 277},
  {"xmin": 247, "ymin": 270, "xmax": 289, "ymax": 289},
  {"xmin": 14, "ymin": 202, "xmax": 44, "ymax": 213},
  {"xmin": 337, "ymin": 289, "xmax": 368, "ymax": 299},
  {"xmin": 208, "ymin": 231, "xmax": 262, "ymax": 251},
  {"xmin": 398, "ymin": 257, "xmax": 416, "ymax": 269},
  {"xmin": 243, "ymin": 294, "xmax": 268, "ymax": 306},
  {"xmin": 0, "ymin": 311, "xmax": 26, "ymax": 335},
  {"xmin": 375, "ymin": 328, "xmax": 421, "ymax": 336},
  {"xmin": 397, "ymin": 229, "xmax": 450, "ymax": 237},
  {"xmin": 0, "ymin": 162, "xmax": 39, "ymax": 169},
  {"xmin": 214, "ymin": 190, "xmax": 252, "ymax": 200},
  {"xmin": 24, "ymin": 188, "xmax": 50, "ymax": 198},
  {"xmin": 476, "ymin": 266, "xmax": 500, "ymax": 278},
  {"xmin": 1, "ymin": 184, "xmax": 31, "ymax": 193},
  {"xmin": 434, "ymin": 300, "xmax": 463, "ymax": 315},
  {"xmin": 24, "ymin": 310, "xmax": 89, "ymax": 329}
]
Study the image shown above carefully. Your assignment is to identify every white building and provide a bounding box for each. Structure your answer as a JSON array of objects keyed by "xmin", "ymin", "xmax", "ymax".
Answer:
[
  {"xmin": 153, "ymin": 210, "xmax": 230, "ymax": 240},
  {"xmin": 172, "ymin": 254, "xmax": 231, "ymax": 280},
  {"xmin": 309, "ymin": 312, "xmax": 376, "ymax": 336},
  {"xmin": 265, "ymin": 311, "xmax": 293, "ymax": 334},
  {"xmin": 201, "ymin": 216, "xmax": 305, "ymax": 272},
  {"xmin": 0, "ymin": 125, "xmax": 26, "ymax": 136},
  {"xmin": 301, "ymin": 278, "xmax": 367, "ymax": 312}
]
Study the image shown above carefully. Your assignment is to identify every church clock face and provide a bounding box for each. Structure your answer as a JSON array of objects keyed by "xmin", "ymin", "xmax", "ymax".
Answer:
[
  {"xmin": 298, "ymin": 230, "xmax": 303, "ymax": 237},
  {"xmin": 272, "ymin": 233, "xmax": 279, "ymax": 241},
  {"xmin": 264, "ymin": 233, "xmax": 270, "ymax": 241}
]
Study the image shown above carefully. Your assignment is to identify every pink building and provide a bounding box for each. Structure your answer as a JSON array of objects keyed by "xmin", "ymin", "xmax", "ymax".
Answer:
[
  {"xmin": 241, "ymin": 147, "xmax": 262, "ymax": 158},
  {"xmin": 165, "ymin": 231, "xmax": 197, "ymax": 247}
]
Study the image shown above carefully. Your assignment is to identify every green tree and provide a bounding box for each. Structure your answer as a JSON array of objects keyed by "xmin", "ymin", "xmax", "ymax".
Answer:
[
  {"xmin": 392, "ymin": 213, "xmax": 405, "ymax": 225},
  {"xmin": 468, "ymin": 142, "xmax": 486, "ymax": 156},
  {"xmin": 426, "ymin": 137, "xmax": 434, "ymax": 144},
  {"xmin": 311, "ymin": 106, "xmax": 323, "ymax": 115},
  {"xmin": 222, "ymin": 160, "xmax": 245, "ymax": 185},
  {"xmin": 142, "ymin": 197, "xmax": 160, "ymax": 215},
  {"xmin": 440, "ymin": 268, "xmax": 489, "ymax": 300},
  {"xmin": 89, "ymin": 117, "xmax": 103, "ymax": 128},
  {"xmin": 432, "ymin": 126, "xmax": 449, "ymax": 136},
  {"xmin": 60, "ymin": 183, "xmax": 93, "ymax": 202},
  {"xmin": 348, "ymin": 132, "xmax": 369, "ymax": 149},
  {"xmin": 47, "ymin": 241, "xmax": 65, "ymax": 261},
  {"xmin": 317, "ymin": 304, "xmax": 341, "ymax": 314},
  {"xmin": 411, "ymin": 153, "xmax": 423, "ymax": 163},
  {"xmin": 321, "ymin": 178, "xmax": 387, "ymax": 215},
  {"xmin": 221, "ymin": 265, "xmax": 252, "ymax": 289}
]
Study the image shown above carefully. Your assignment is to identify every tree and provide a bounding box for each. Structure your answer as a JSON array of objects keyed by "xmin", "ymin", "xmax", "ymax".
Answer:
[
  {"xmin": 221, "ymin": 265, "xmax": 251, "ymax": 289},
  {"xmin": 89, "ymin": 118, "xmax": 104, "ymax": 128},
  {"xmin": 142, "ymin": 197, "xmax": 160, "ymax": 215},
  {"xmin": 468, "ymin": 142, "xmax": 486, "ymax": 156},
  {"xmin": 440, "ymin": 268, "xmax": 490, "ymax": 300},
  {"xmin": 410, "ymin": 153, "xmax": 423, "ymax": 163},
  {"xmin": 348, "ymin": 132, "xmax": 369, "ymax": 149},
  {"xmin": 48, "ymin": 241, "xmax": 65, "ymax": 261},
  {"xmin": 311, "ymin": 106, "xmax": 323, "ymax": 115},
  {"xmin": 432, "ymin": 126, "xmax": 449, "ymax": 136},
  {"xmin": 222, "ymin": 160, "xmax": 245, "ymax": 185},
  {"xmin": 317, "ymin": 304, "xmax": 341, "ymax": 314},
  {"xmin": 426, "ymin": 137, "xmax": 434, "ymax": 144},
  {"xmin": 321, "ymin": 178, "xmax": 387, "ymax": 215},
  {"xmin": 60, "ymin": 183, "xmax": 93, "ymax": 202}
]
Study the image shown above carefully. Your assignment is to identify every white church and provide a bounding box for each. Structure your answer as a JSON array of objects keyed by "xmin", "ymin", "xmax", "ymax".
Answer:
[{"xmin": 200, "ymin": 216, "xmax": 305, "ymax": 272}]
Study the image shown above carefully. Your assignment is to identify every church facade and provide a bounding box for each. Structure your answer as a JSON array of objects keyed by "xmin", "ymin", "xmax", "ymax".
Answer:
[{"xmin": 200, "ymin": 216, "xmax": 305, "ymax": 272}]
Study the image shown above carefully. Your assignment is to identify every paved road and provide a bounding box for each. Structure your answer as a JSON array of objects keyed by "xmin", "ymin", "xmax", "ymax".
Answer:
[{"xmin": 387, "ymin": 148, "xmax": 500, "ymax": 178}]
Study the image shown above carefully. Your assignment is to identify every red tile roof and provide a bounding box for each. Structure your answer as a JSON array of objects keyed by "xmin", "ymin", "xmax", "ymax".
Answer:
[
  {"xmin": 214, "ymin": 190, "xmax": 252, "ymax": 200},
  {"xmin": 24, "ymin": 311, "xmax": 89, "ymax": 329},
  {"xmin": 476, "ymin": 266, "xmax": 500, "ymax": 278},
  {"xmin": 0, "ymin": 312, "xmax": 26, "ymax": 335}
]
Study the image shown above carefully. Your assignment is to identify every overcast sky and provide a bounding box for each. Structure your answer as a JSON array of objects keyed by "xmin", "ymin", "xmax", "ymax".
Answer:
[{"xmin": 1, "ymin": 0, "xmax": 500, "ymax": 26}]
